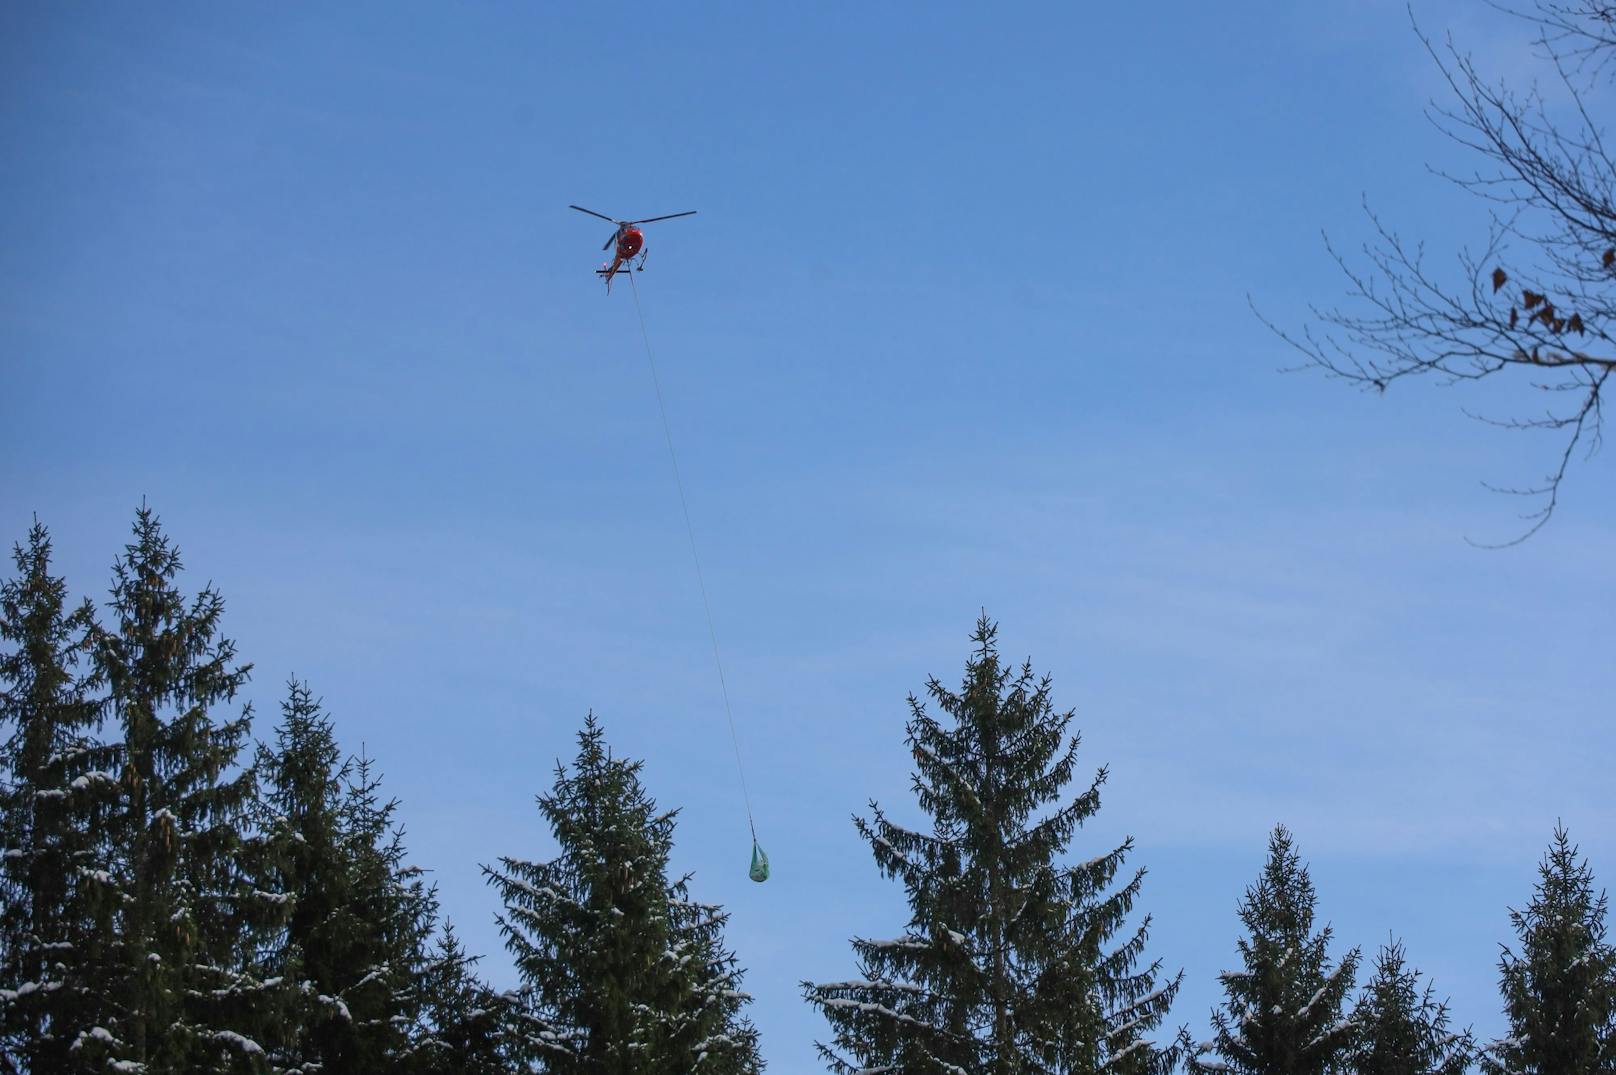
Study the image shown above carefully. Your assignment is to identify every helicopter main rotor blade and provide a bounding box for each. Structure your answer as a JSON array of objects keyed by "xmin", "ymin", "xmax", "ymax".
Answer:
[
  {"xmin": 603, "ymin": 230, "xmax": 619, "ymax": 251},
  {"xmin": 570, "ymin": 204, "xmax": 618, "ymax": 223},
  {"xmin": 626, "ymin": 211, "xmax": 697, "ymax": 225}
]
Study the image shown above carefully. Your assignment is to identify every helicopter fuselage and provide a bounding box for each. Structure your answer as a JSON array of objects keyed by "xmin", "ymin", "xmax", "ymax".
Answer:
[
  {"xmin": 598, "ymin": 226, "xmax": 645, "ymax": 290},
  {"xmin": 615, "ymin": 226, "xmax": 644, "ymax": 261}
]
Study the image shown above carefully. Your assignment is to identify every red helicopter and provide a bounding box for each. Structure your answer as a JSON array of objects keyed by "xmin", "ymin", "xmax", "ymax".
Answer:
[{"xmin": 570, "ymin": 204, "xmax": 697, "ymax": 291}]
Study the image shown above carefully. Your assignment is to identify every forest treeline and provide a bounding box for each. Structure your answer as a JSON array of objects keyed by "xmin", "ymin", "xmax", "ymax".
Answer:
[{"xmin": 2, "ymin": 510, "xmax": 1613, "ymax": 1073}]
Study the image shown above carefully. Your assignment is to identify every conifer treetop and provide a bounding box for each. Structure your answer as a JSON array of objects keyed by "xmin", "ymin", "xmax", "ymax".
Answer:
[
  {"xmin": 0, "ymin": 518, "xmax": 110, "ymax": 1072},
  {"xmin": 487, "ymin": 713, "xmax": 762, "ymax": 1074},
  {"xmin": 1193, "ymin": 825, "xmax": 1359, "ymax": 1075},
  {"xmin": 97, "ymin": 504, "xmax": 252, "ymax": 720},
  {"xmin": 808, "ymin": 615, "xmax": 1183, "ymax": 1075},
  {"xmin": 1, "ymin": 518, "xmax": 101, "ymax": 774},
  {"xmin": 79, "ymin": 505, "xmax": 275, "ymax": 1071},
  {"xmin": 1347, "ymin": 938, "xmax": 1473, "ymax": 1075},
  {"xmin": 1483, "ymin": 823, "xmax": 1616, "ymax": 1074}
]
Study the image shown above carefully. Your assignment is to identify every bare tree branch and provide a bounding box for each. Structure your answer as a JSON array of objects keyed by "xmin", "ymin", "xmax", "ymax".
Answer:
[{"xmin": 1268, "ymin": 2, "xmax": 1616, "ymax": 542}]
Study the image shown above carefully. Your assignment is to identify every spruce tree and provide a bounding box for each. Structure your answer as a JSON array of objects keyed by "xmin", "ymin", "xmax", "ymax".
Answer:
[
  {"xmin": 484, "ymin": 713, "xmax": 763, "ymax": 1074},
  {"xmin": 255, "ymin": 682, "xmax": 452, "ymax": 1073},
  {"xmin": 413, "ymin": 921, "xmax": 511, "ymax": 1075},
  {"xmin": 1346, "ymin": 938, "xmax": 1473, "ymax": 1075},
  {"xmin": 805, "ymin": 615, "xmax": 1183, "ymax": 1075},
  {"xmin": 1191, "ymin": 825, "xmax": 1359, "ymax": 1075},
  {"xmin": 0, "ymin": 520, "xmax": 110, "ymax": 1072},
  {"xmin": 1481, "ymin": 825, "xmax": 1616, "ymax": 1074},
  {"xmin": 336, "ymin": 748, "xmax": 442, "ymax": 1069},
  {"xmin": 81, "ymin": 506, "xmax": 284, "ymax": 1071},
  {"xmin": 255, "ymin": 679, "xmax": 363, "ymax": 1071}
]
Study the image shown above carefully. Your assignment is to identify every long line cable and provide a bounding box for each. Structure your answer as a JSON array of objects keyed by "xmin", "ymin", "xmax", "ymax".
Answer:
[{"xmin": 626, "ymin": 271, "xmax": 758, "ymax": 842}]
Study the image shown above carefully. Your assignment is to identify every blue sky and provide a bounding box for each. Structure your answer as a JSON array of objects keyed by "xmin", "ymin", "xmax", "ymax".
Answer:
[{"xmin": 3, "ymin": 1, "xmax": 1614, "ymax": 1068}]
